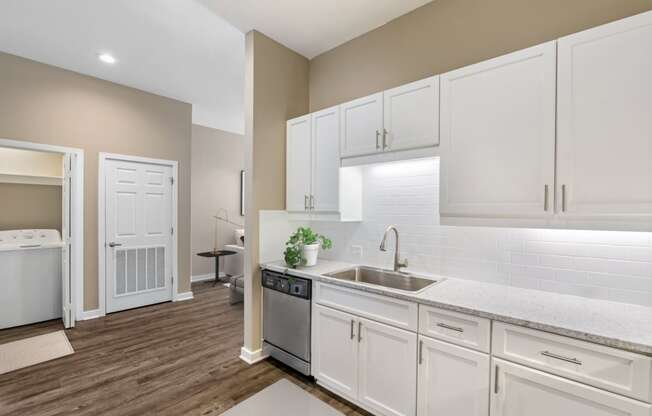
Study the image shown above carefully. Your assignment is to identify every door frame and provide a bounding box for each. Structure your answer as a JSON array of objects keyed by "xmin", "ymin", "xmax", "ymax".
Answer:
[
  {"xmin": 98, "ymin": 153, "xmax": 179, "ymax": 317},
  {"xmin": 0, "ymin": 137, "xmax": 84, "ymax": 325}
]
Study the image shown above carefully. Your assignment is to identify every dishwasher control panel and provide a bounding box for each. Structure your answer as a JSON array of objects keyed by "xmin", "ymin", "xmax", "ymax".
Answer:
[{"xmin": 262, "ymin": 270, "xmax": 311, "ymax": 300}]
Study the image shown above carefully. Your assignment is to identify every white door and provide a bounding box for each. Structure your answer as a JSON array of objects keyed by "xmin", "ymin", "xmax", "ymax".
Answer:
[
  {"xmin": 417, "ymin": 336, "xmax": 489, "ymax": 416},
  {"xmin": 105, "ymin": 159, "xmax": 174, "ymax": 313},
  {"xmin": 312, "ymin": 305, "xmax": 359, "ymax": 402},
  {"xmin": 286, "ymin": 115, "xmax": 312, "ymax": 212},
  {"xmin": 491, "ymin": 358, "xmax": 651, "ymax": 416},
  {"xmin": 383, "ymin": 76, "xmax": 440, "ymax": 151},
  {"xmin": 311, "ymin": 106, "xmax": 340, "ymax": 212},
  {"xmin": 439, "ymin": 41, "xmax": 557, "ymax": 219},
  {"xmin": 340, "ymin": 92, "xmax": 384, "ymax": 158},
  {"xmin": 61, "ymin": 153, "xmax": 74, "ymax": 328},
  {"xmin": 358, "ymin": 316, "xmax": 417, "ymax": 416},
  {"xmin": 556, "ymin": 11, "xmax": 652, "ymax": 221}
]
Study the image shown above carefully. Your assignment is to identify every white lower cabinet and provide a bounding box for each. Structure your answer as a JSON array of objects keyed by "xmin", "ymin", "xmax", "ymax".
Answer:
[
  {"xmin": 417, "ymin": 335, "xmax": 489, "ymax": 416},
  {"xmin": 491, "ymin": 358, "xmax": 652, "ymax": 416},
  {"xmin": 358, "ymin": 317, "xmax": 417, "ymax": 416},
  {"xmin": 312, "ymin": 303, "xmax": 417, "ymax": 416},
  {"xmin": 312, "ymin": 304, "xmax": 358, "ymax": 402}
]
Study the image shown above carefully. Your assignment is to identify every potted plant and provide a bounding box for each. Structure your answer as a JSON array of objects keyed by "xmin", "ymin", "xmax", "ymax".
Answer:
[{"xmin": 284, "ymin": 227, "xmax": 332, "ymax": 268}]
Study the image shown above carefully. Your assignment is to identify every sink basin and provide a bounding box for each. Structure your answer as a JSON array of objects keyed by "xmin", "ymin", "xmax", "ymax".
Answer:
[{"xmin": 324, "ymin": 266, "xmax": 442, "ymax": 292}]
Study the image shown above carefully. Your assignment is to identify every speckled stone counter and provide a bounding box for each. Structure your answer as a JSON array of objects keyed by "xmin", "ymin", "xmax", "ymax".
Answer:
[{"xmin": 261, "ymin": 260, "xmax": 652, "ymax": 356}]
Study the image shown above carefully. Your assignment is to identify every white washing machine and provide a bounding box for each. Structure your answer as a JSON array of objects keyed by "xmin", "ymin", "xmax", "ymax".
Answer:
[{"xmin": 0, "ymin": 229, "xmax": 64, "ymax": 329}]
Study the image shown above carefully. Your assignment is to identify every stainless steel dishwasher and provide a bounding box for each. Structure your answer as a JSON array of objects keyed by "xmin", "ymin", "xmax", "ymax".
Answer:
[{"xmin": 262, "ymin": 269, "xmax": 312, "ymax": 376}]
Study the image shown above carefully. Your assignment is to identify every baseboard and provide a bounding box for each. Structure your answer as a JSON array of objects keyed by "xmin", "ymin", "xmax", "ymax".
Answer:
[
  {"xmin": 79, "ymin": 308, "xmax": 104, "ymax": 321},
  {"xmin": 174, "ymin": 291, "xmax": 194, "ymax": 302},
  {"xmin": 240, "ymin": 346, "xmax": 269, "ymax": 365},
  {"xmin": 191, "ymin": 272, "xmax": 226, "ymax": 283}
]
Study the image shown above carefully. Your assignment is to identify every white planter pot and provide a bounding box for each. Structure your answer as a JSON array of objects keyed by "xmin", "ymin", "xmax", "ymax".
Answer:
[{"xmin": 302, "ymin": 243, "xmax": 320, "ymax": 267}]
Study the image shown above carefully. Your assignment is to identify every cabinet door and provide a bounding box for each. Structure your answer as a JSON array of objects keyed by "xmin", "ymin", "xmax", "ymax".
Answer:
[
  {"xmin": 312, "ymin": 305, "xmax": 358, "ymax": 402},
  {"xmin": 557, "ymin": 12, "xmax": 652, "ymax": 221},
  {"xmin": 383, "ymin": 76, "xmax": 439, "ymax": 151},
  {"xmin": 340, "ymin": 92, "xmax": 384, "ymax": 158},
  {"xmin": 286, "ymin": 115, "xmax": 312, "ymax": 212},
  {"xmin": 358, "ymin": 317, "xmax": 417, "ymax": 416},
  {"xmin": 439, "ymin": 41, "xmax": 557, "ymax": 219},
  {"xmin": 491, "ymin": 358, "xmax": 651, "ymax": 416},
  {"xmin": 311, "ymin": 106, "xmax": 340, "ymax": 212},
  {"xmin": 417, "ymin": 336, "xmax": 489, "ymax": 416}
]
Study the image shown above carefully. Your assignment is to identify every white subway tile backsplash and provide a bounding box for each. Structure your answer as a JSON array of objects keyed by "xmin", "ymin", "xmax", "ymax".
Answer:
[{"xmin": 306, "ymin": 158, "xmax": 652, "ymax": 307}]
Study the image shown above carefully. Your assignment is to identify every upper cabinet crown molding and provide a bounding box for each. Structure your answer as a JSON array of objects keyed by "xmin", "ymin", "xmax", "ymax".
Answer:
[
  {"xmin": 556, "ymin": 11, "xmax": 652, "ymax": 222},
  {"xmin": 439, "ymin": 41, "xmax": 557, "ymax": 220}
]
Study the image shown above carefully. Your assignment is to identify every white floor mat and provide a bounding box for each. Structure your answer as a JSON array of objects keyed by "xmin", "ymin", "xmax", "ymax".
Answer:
[
  {"xmin": 0, "ymin": 330, "xmax": 74, "ymax": 374},
  {"xmin": 222, "ymin": 379, "xmax": 343, "ymax": 416}
]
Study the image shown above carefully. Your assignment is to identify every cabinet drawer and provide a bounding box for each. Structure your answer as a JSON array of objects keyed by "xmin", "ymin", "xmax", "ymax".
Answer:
[
  {"xmin": 315, "ymin": 283, "xmax": 418, "ymax": 331},
  {"xmin": 419, "ymin": 305, "xmax": 491, "ymax": 353},
  {"xmin": 492, "ymin": 322, "xmax": 652, "ymax": 402}
]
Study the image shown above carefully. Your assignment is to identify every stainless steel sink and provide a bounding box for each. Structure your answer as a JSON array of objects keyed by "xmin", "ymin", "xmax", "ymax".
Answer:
[{"xmin": 324, "ymin": 266, "xmax": 442, "ymax": 292}]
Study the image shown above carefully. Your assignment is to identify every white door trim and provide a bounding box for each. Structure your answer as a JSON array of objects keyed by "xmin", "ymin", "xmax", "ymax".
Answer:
[
  {"xmin": 0, "ymin": 138, "xmax": 84, "ymax": 324},
  {"xmin": 98, "ymin": 153, "xmax": 179, "ymax": 317}
]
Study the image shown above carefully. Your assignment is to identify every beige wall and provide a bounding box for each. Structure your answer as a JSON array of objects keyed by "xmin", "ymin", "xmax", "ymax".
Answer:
[
  {"xmin": 0, "ymin": 52, "xmax": 192, "ymax": 311},
  {"xmin": 243, "ymin": 31, "xmax": 309, "ymax": 353},
  {"xmin": 309, "ymin": 0, "xmax": 652, "ymax": 111},
  {"xmin": 0, "ymin": 147, "xmax": 63, "ymax": 177},
  {"xmin": 191, "ymin": 124, "xmax": 244, "ymax": 277},
  {"xmin": 0, "ymin": 183, "xmax": 62, "ymax": 231}
]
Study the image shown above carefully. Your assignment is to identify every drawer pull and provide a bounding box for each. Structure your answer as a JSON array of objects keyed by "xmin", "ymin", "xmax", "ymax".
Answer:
[
  {"xmin": 350, "ymin": 320, "xmax": 355, "ymax": 340},
  {"xmin": 436, "ymin": 323, "xmax": 464, "ymax": 333},
  {"xmin": 541, "ymin": 350, "xmax": 582, "ymax": 366},
  {"xmin": 358, "ymin": 321, "xmax": 362, "ymax": 342}
]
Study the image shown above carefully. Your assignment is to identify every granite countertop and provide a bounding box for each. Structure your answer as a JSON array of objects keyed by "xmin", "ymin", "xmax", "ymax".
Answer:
[{"xmin": 261, "ymin": 259, "xmax": 652, "ymax": 356}]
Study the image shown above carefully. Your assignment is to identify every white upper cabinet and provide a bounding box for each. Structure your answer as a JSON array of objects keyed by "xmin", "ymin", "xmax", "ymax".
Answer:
[
  {"xmin": 556, "ymin": 11, "xmax": 652, "ymax": 223},
  {"xmin": 340, "ymin": 92, "xmax": 384, "ymax": 158},
  {"xmin": 439, "ymin": 41, "xmax": 557, "ymax": 219},
  {"xmin": 286, "ymin": 115, "xmax": 312, "ymax": 212},
  {"xmin": 383, "ymin": 76, "xmax": 440, "ymax": 151},
  {"xmin": 311, "ymin": 106, "xmax": 340, "ymax": 212}
]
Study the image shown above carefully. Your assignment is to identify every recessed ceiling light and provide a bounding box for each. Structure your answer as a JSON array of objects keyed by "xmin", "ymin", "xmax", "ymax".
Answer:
[{"xmin": 98, "ymin": 53, "xmax": 116, "ymax": 64}]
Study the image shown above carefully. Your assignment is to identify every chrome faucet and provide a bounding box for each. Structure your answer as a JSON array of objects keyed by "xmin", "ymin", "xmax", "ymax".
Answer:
[{"xmin": 379, "ymin": 225, "xmax": 408, "ymax": 272}]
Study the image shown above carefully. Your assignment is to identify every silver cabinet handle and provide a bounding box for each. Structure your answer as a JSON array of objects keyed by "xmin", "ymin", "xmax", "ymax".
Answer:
[
  {"xmin": 494, "ymin": 365, "xmax": 500, "ymax": 394},
  {"xmin": 304, "ymin": 195, "xmax": 309, "ymax": 211},
  {"xmin": 418, "ymin": 340, "xmax": 424, "ymax": 365},
  {"xmin": 357, "ymin": 321, "xmax": 362, "ymax": 342},
  {"xmin": 310, "ymin": 195, "xmax": 315, "ymax": 210},
  {"xmin": 561, "ymin": 185, "xmax": 567, "ymax": 212},
  {"xmin": 350, "ymin": 320, "xmax": 355, "ymax": 340},
  {"xmin": 108, "ymin": 242, "xmax": 122, "ymax": 248},
  {"xmin": 544, "ymin": 184, "xmax": 549, "ymax": 211},
  {"xmin": 541, "ymin": 350, "xmax": 582, "ymax": 366},
  {"xmin": 375, "ymin": 130, "xmax": 381, "ymax": 149},
  {"xmin": 436, "ymin": 322, "xmax": 464, "ymax": 333},
  {"xmin": 19, "ymin": 244, "xmax": 42, "ymax": 248},
  {"xmin": 382, "ymin": 128, "xmax": 389, "ymax": 149}
]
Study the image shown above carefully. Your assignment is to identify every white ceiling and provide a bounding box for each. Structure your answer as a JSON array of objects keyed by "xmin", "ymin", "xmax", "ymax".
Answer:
[
  {"xmin": 0, "ymin": 0, "xmax": 246, "ymax": 133},
  {"xmin": 0, "ymin": 1, "xmax": 432, "ymax": 134},
  {"xmin": 202, "ymin": 0, "xmax": 433, "ymax": 59}
]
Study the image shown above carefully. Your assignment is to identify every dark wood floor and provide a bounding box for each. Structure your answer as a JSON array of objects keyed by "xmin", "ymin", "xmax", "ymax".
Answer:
[{"xmin": 0, "ymin": 282, "xmax": 370, "ymax": 416}]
